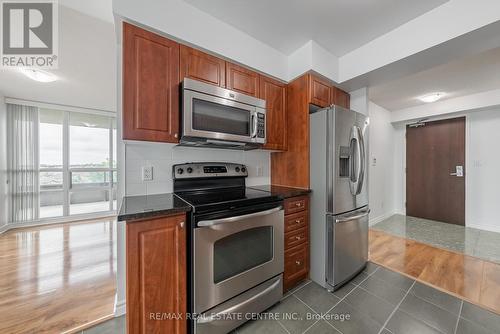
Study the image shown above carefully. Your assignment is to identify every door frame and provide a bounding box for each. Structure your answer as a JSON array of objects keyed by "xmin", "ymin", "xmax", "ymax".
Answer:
[{"xmin": 402, "ymin": 115, "xmax": 469, "ymax": 225}]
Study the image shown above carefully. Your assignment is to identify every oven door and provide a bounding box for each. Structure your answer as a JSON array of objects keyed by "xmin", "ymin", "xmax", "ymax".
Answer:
[
  {"xmin": 194, "ymin": 205, "xmax": 284, "ymax": 313},
  {"xmin": 183, "ymin": 90, "xmax": 264, "ymax": 144}
]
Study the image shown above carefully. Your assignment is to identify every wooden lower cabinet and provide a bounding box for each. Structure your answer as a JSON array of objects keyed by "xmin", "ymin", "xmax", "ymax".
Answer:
[
  {"xmin": 126, "ymin": 213, "xmax": 187, "ymax": 334},
  {"xmin": 283, "ymin": 195, "xmax": 310, "ymax": 292}
]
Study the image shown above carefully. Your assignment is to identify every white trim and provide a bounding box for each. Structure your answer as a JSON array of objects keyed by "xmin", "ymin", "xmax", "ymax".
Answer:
[
  {"xmin": 465, "ymin": 116, "xmax": 470, "ymax": 228},
  {"xmin": 369, "ymin": 211, "xmax": 395, "ymax": 227},
  {"xmin": 0, "ymin": 224, "xmax": 9, "ymax": 234},
  {"xmin": 2, "ymin": 212, "xmax": 116, "ymax": 233},
  {"xmin": 467, "ymin": 223, "xmax": 500, "ymax": 233},
  {"xmin": 114, "ymin": 294, "xmax": 126, "ymax": 317},
  {"xmin": 5, "ymin": 97, "xmax": 115, "ymax": 116}
]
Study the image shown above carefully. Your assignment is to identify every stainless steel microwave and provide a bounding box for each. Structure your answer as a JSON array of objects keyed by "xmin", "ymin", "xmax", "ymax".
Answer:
[{"xmin": 181, "ymin": 78, "xmax": 266, "ymax": 150}]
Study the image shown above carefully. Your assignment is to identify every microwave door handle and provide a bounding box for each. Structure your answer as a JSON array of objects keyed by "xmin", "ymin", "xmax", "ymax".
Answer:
[
  {"xmin": 198, "ymin": 206, "xmax": 282, "ymax": 227},
  {"xmin": 251, "ymin": 111, "xmax": 258, "ymax": 138}
]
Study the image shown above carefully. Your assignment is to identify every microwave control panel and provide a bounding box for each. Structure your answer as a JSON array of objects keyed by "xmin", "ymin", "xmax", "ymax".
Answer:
[{"xmin": 257, "ymin": 112, "xmax": 265, "ymax": 138}]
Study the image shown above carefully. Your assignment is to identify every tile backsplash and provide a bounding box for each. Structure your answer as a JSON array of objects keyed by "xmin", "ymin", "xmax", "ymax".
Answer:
[{"xmin": 125, "ymin": 142, "xmax": 271, "ymax": 196}]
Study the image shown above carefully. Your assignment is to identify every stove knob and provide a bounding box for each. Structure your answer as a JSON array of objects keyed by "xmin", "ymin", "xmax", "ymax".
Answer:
[
  {"xmin": 235, "ymin": 167, "xmax": 240, "ymax": 173},
  {"xmin": 177, "ymin": 168, "xmax": 184, "ymax": 175},
  {"xmin": 241, "ymin": 167, "xmax": 246, "ymax": 173},
  {"xmin": 187, "ymin": 167, "xmax": 193, "ymax": 174}
]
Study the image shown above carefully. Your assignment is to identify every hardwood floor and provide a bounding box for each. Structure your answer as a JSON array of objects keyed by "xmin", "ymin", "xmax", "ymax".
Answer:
[
  {"xmin": 0, "ymin": 218, "xmax": 117, "ymax": 334},
  {"xmin": 369, "ymin": 229, "xmax": 500, "ymax": 315}
]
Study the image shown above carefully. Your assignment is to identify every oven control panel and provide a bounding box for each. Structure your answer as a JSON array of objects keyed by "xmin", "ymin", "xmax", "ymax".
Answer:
[{"xmin": 173, "ymin": 162, "xmax": 248, "ymax": 179}]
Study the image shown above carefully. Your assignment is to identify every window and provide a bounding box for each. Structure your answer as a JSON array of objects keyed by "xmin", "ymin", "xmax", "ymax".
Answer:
[{"xmin": 39, "ymin": 108, "xmax": 117, "ymax": 219}]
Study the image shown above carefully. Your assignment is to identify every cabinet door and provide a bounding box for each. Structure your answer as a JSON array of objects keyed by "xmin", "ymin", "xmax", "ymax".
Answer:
[
  {"xmin": 127, "ymin": 214, "xmax": 186, "ymax": 334},
  {"xmin": 180, "ymin": 45, "xmax": 226, "ymax": 87},
  {"xmin": 123, "ymin": 23, "xmax": 180, "ymax": 143},
  {"xmin": 308, "ymin": 74, "xmax": 331, "ymax": 108},
  {"xmin": 334, "ymin": 88, "xmax": 350, "ymax": 109},
  {"xmin": 259, "ymin": 75, "xmax": 287, "ymax": 151},
  {"xmin": 226, "ymin": 62, "xmax": 259, "ymax": 97}
]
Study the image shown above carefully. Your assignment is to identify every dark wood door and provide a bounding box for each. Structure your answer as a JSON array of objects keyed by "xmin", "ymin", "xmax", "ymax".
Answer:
[
  {"xmin": 123, "ymin": 23, "xmax": 180, "ymax": 143},
  {"xmin": 406, "ymin": 117, "xmax": 465, "ymax": 225},
  {"xmin": 226, "ymin": 62, "xmax": 259, "ymax": 97},
  {"xmin": 259, "ymin": 75, "xmax": 287, "ymax": 151},
  {"xmin": 180, "ymin": 45, "xmax": 226, "ymax": 87},
  {"xmin": 335, "ymin": 88, "xmax": 350, "ymax": 109},
  {"xmin": 127, "ymin": 214, "xmax": 186, "ymax": 334},
  {"xmin": 308, "ymin": 74, "xmax": 331, "ymax": 108}
]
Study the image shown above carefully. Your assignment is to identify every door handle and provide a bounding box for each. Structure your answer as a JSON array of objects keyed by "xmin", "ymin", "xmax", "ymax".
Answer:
[
  {"xmin": 450, "ymin": 165, "xmax": 464, "ymax": 177},
  {"xmin": 198, "ymin": 206, "xmax": 282, "ymax": 227},
  {"xmin": 250, "ymin": 111, "xmax": 258, "ymax": 138},
  {"xmin": 335, "ymin": 209, "xmax": 370, "ymax": 223},
  {"xmin": 196, "ymin": 277, "xmax": 281, "ymax": 324},
  {"xmin": 356, "ymin": 126, "xmax": 365, "ymax": 195}
]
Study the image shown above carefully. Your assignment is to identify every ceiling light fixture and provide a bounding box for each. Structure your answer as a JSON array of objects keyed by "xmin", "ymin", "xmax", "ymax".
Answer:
[
  {"xmin": 18, "ymin": 68, "xmax": 58, "ymax": 83},
  {"xmin": 418, "ymin": 92, "xmax": 445, "ymax": 103}
]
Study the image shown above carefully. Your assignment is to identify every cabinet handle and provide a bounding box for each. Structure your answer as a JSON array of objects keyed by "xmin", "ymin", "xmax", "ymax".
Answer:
[
  {"xmin": 295, "ymin": 202, "xmax": 302, "ymax": 207},
  {"xmin": 295, "ymin": 236, "xmax": 302, "ymax": 241},
  {"xmin": 174, "ymin": 133, "xmax": 178, "ymax": 138},
  {"xmin": 295, "ymin": 261, "xmax": 301, "ymax": 266},
  {"xmin": 295, "ymin": 220, "xmax": 301, "ymax": 224},
  {"xmin": 179, "ymin": 221, "xmax": 185, "ymax": 228}
]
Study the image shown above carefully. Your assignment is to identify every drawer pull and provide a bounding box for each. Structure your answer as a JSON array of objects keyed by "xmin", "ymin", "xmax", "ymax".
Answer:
[
  {"xmin": 295, "ymin": 261, "xmax": 302, "ymax": 266},
  {"xmin": 295, "ymin": 202, "xmax": 302, "ymax": 207},
  {"xmin": 295, "ymin": 220, "xmax": 301, "ymax": 224},
  {"xmin": 295, "ymin": 236, "xmax": 302, "ymax": 241}
]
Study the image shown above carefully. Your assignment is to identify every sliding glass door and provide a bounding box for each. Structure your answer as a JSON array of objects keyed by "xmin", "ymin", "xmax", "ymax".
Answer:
[{"xmin": 39, "ymin": 109, "xmax": 116, "ymax": 219}]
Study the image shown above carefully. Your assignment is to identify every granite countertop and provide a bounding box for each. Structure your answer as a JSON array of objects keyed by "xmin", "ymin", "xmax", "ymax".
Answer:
[
  {"xmin": 248, "ymin": 185, "xmax": 311, "ymax": 199},
  {"xmin": 118, "ymin": 193, "xmax": 192, "ymax": 222}
]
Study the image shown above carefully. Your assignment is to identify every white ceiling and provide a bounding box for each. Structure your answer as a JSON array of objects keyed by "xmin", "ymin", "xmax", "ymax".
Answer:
[
  {"xmin": 183, "ymin": 0, "xmax": 449, "ymax": 56},
  {"xmin": 0, "ymin": 5, "xmax": 116, "ymax": 111},
  {"xmin": 369, "ymin": 47, "xmax": 500, "ymax": 111},
  {"xmin": 60, "ymin": 0, "xmax": 113, "ymax": 23}
]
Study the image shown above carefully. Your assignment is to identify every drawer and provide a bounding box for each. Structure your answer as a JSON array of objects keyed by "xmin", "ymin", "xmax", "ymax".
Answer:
[
  {"xmin": 285, "ymin": 227, "xmax": 308, "ymax": 250},
  {"xmin": 284, "ymin": 243, "xmax": 308, "ymax": 282},
  {"xmin": 285, "ymin": 211, "xmax": 307, "ymax": 233},
  {"xmin": 284, "ymin": 196, "xmax": 308, "ymax": 215}
]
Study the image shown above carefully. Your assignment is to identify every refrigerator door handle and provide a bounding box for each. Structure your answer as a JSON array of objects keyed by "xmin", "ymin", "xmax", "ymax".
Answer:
[
  {"xmin": 349, "ymin": 126, "xmax": 364, "ymax": 195},
  {"xmin": 335, "ymin": 209, "xmax": 370, "ymax": 223},
  {"xmin": 356, "ymin": 126, "xmax": 366, "ymax": 195}
]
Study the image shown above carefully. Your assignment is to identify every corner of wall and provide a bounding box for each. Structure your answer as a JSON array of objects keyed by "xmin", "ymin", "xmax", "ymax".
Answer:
[{"xmin": 0, "ymin": 93, "xmax": 8, "ymax": 229}]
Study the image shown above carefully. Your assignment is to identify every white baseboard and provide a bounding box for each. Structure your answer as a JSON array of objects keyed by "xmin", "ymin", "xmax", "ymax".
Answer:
[
  {"xmin": 467, "ymin": 223, "xmax": 500, "ymax": 233},
  {"xmin": 114, "ymin": 294, "xmax": 126, "ymax": 317},
  {"xmin": 0, "ymin": 224, "xmax": 9, "ymax": 234},
  {"xmin": 369, "ymin": 211, "xmax": 396, "ymax": 227},
  {"xmin": 0, "ymin": 213, "xmax": 116, "ymax": 235}
]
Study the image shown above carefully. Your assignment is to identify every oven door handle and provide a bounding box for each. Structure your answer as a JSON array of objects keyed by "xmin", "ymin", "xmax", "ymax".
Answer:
[
  {"xmin": 198, "ymin": 206, "xmax": 282, "ymax": 227},
  {"xmin": 197, "ymin": 276, "xmax": 281, "ymax": 324}
]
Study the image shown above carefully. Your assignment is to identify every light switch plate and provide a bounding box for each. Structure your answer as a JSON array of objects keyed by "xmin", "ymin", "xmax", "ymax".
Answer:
[{"xmin": 142, "ymin": 166, "xmax": 153, "ymax": 181}]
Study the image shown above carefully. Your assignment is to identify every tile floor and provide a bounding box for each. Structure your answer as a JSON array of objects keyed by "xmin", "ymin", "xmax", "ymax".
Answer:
[
  {"xmin": 372, "ymin": 214, "xmax": 500, "ymax": 263},
  {"xmin": 86, "ymin": 262, "xmax": 500, "ymax": 334}
]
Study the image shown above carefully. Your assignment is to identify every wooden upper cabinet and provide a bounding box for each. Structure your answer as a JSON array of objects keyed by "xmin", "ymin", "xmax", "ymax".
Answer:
[
  {"xmin": 259, "ymin": 75, "xmax": 287, "ymax": 151},
  {"xmin": 127, "ymin": 214, "xmax": 186, "ymax": 334},
  {"xmin": 308, "ymin": 74, "xmax": 331, "ymax": 108},
  {"xmin": 122, "ymin": 23, "xmax": 180, "ymax": 143},
  {"xmin": 180, "ymin": 45, "xmax": 226, "ymax": 87},
  {"xmin": 333, "ymin": 87, "xmax": 350, "ymax": 109},
  {"xmin": 226, "ymin": 62, "xmax": 260, "ymax": 97}
]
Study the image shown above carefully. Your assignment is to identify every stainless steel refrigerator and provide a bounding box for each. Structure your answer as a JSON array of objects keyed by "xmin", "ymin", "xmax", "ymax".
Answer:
[{"xmin": 309, "ymin": 105, "xmax": 369, "ymax": 291}]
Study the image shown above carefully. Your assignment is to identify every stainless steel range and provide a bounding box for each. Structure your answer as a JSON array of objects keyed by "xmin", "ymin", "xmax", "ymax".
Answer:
[{"xmin": 173, "ymin": 162, "xmax": 284, "ymax": 334}]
